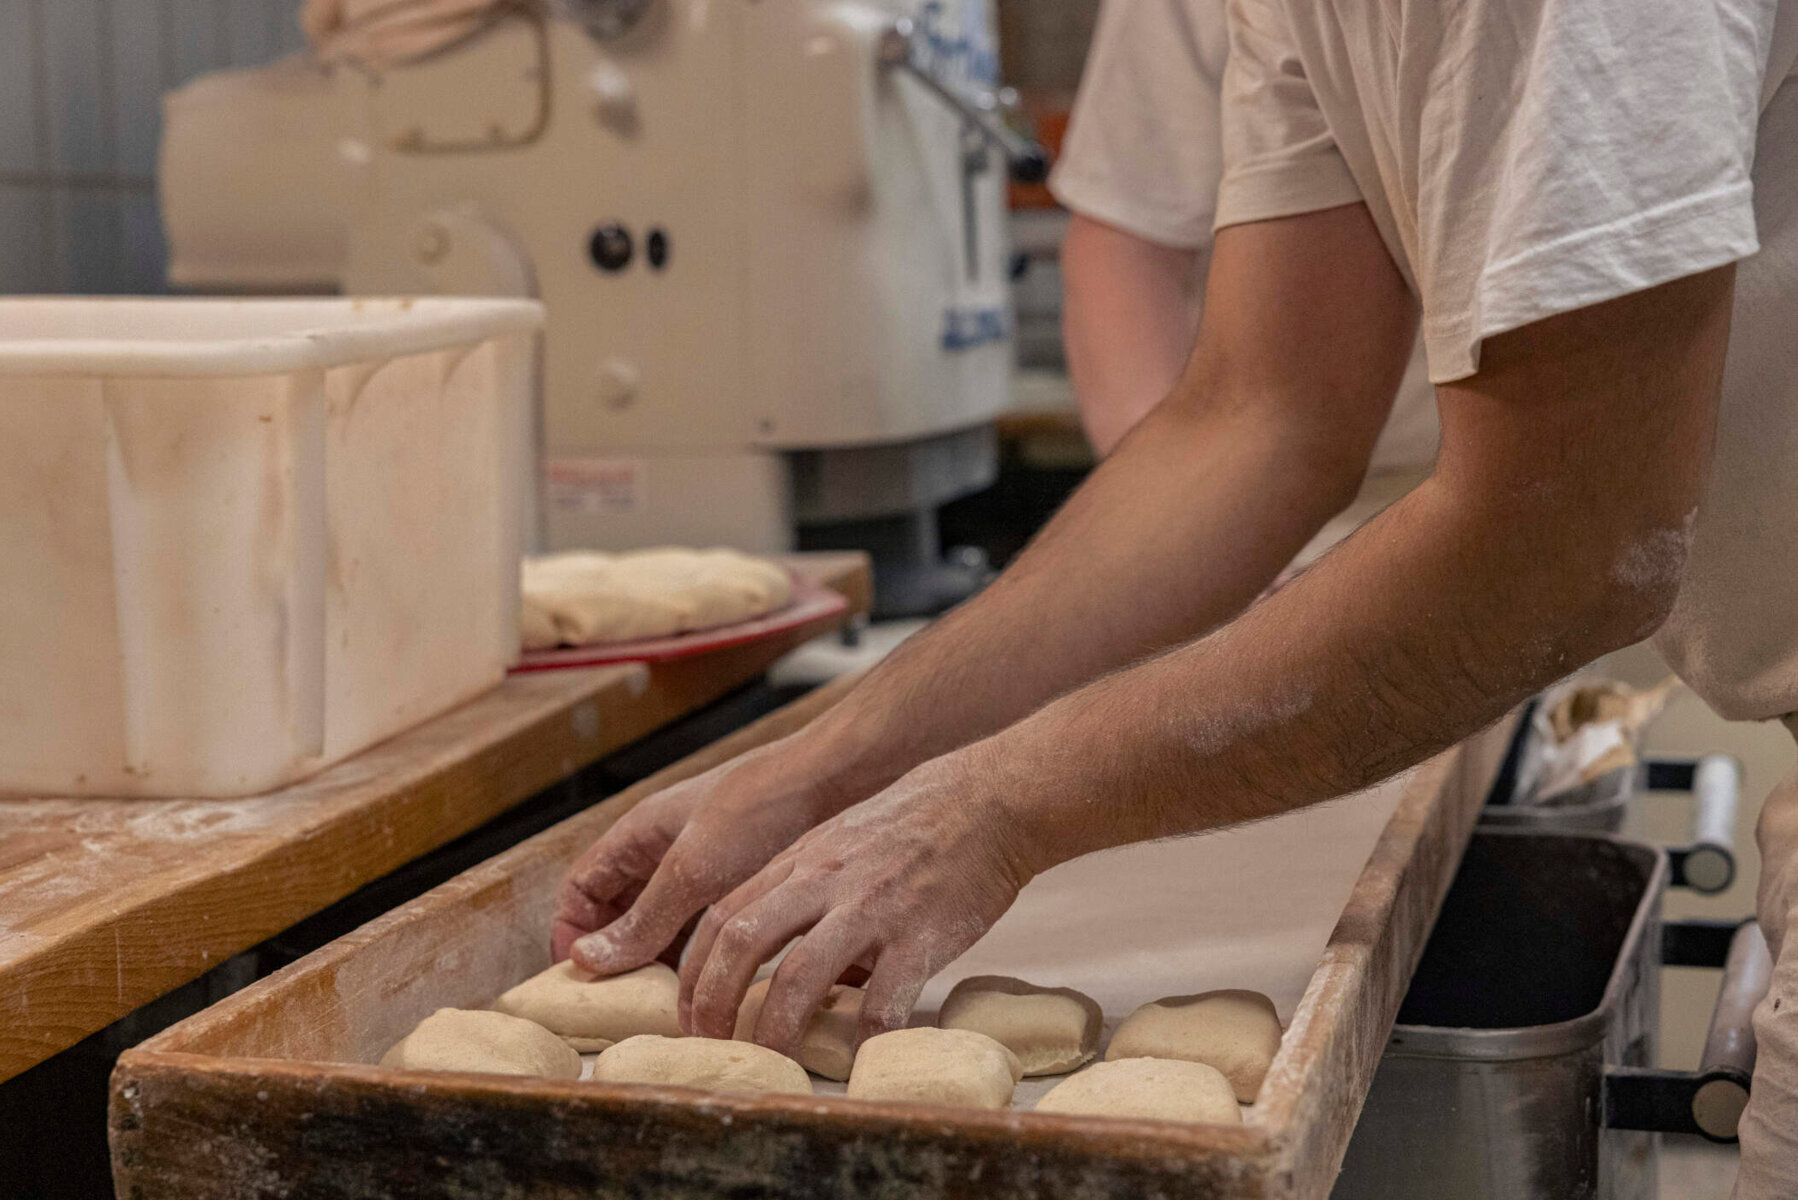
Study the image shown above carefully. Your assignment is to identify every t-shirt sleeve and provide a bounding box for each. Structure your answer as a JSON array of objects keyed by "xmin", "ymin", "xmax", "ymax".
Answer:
[
  {"xmin": 1413, "ymin": 0, "xmax": 1769, "ymax": 382},
  {"xmin": 1211, "ymin": 0, "xmax": 1363, "ymax": 232},
  {"xmin": 1048, "ymin": 0, "xmax": 1232, "ymax": 248}
]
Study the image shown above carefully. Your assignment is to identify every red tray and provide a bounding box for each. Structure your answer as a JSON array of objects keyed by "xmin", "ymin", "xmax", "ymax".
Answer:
[{"xmin": 509, "ymin": 574, "xmax": 849, "ymax": 672}]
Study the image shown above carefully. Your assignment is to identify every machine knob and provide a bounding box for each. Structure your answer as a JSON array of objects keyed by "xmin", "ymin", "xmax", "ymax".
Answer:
[
  {"xmin": 559, "ymin": 0, "xmax": 657, "ymax": 41},
  {"xmin": 597, "ymin": 358, "xmax": 641, "ymax": 409},
  {"xmin": 1009, "ymin": 145, "xmax": 1051, "ymax": 185},
  {"xmin": 588, "ymin": 224, "xmax": 634, "ymax": 272},
  {"xmin": 587, "ymin": 63, "xmax": 639, "ymax": 133}
]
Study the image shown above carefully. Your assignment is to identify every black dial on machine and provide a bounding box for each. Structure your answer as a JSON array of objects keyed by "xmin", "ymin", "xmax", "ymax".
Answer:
[
  {"xmin": 589, "ymin": 224, "xmax": 633, "ymax": 272},
  {"xmin": 557, "ymin": 0, "xmax": 657, "ymax": 41}
]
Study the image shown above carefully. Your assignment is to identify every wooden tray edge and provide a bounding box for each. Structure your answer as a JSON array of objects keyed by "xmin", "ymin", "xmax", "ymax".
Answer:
[
  {"xmin": 109, "ymin": 689, "xmax": 1518, "ymax": 1200},
  {"xmin": 1252, "ymin": 714, "xmax": 1519, "ymax": 1198}
]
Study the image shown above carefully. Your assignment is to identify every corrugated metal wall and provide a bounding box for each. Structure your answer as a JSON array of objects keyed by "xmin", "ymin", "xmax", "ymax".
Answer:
[{"xmin": 0, "ymin": 0, "xmax": 308, "ymax": 295}]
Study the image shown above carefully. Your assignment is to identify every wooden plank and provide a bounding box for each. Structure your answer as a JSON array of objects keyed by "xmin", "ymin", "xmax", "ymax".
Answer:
[
  {"xmin": 112, "ymin": 692, "xmax": 1517, "ymax": 1200},
  {"xmin": 0, "ymin": 553, "xmax": 868, "ymax": 1084}
]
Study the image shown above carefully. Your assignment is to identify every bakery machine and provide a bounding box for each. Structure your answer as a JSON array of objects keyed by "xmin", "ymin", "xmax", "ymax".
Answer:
[{"xmin": 159, "ymin": 0, "xmax": 1047, "ymax": 615}]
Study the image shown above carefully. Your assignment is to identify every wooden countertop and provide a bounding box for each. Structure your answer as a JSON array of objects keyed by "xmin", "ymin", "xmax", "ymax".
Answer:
[{"xmin": 0, "ymin": 552, "xmax": 869, "ymax": 1084}]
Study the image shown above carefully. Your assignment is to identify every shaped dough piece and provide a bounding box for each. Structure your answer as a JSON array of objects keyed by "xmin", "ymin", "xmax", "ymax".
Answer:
[
  {"xmin": 520, "ymin": 593, "xmax": 561, "ymax": 651},
  {"xmin": 378, "ymin": 1008, "xmax": 581, "ymax": 1080},
  {"xmin": 522, "ymin": 548, "xmax": 793, "ymax": 646},
  {"xmin": 846, "ymin": 1027, "xmax": 1023, "ymax": 1110},
  {"xmin": 1106, "ymin": 990, "xmax": 1282, "ymax": 1103},
  {"xmin": 734, "ymin": 979, "xmax": 864, "ymax": 1081},
  {"xmin": 592, "ymin": 1035, "xmax": 812, "ymax": 1096},
  {"xmin": 492, "ymin": 960, "xmax": 681, "ymax": 1052},
  {"xmin": 938, "ymin": 975, "xmax": 1103, "ymax": 1076},
  {"xmin": 1036, "ymin": 1058, "xmax": 1242, "ymax": 1124}
]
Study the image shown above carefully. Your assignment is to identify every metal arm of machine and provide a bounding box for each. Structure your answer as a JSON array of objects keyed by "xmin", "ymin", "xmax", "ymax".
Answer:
[
  {"xmin": 1647, "ymin": 754, "xmax": 1743, "ymax": 894},
  {"xmin": 1608, "ymin": 919, "xmax": 1773, "ymax": 1143},
  {"xmin": 875, "ymin": 17, "xmax": 1049, "ymax": 184}
]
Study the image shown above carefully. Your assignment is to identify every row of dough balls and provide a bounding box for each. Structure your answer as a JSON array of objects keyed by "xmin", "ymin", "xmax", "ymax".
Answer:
[
  {"xmin": 937, "ymin": 974, "xmax": 1282, "ymax": 1123},
  {"xmin": 378, "ymin": 960, "xmax": 1282, "ymax": 1125}
]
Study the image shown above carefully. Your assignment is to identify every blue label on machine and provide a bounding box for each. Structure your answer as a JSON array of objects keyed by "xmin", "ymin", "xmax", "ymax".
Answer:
[
  {"xmin": 942, "ymin": 304, "xmax": 1009, "ymax": 350},
  {"xmin": 912, "ymin": 0, "xmax": 1000, "ymax": 90}
]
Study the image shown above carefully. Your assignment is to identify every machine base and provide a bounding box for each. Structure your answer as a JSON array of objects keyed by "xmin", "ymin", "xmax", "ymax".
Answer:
[{"xmin": 799, "ymin": 510, "xmax": 993, "ymax": 620}]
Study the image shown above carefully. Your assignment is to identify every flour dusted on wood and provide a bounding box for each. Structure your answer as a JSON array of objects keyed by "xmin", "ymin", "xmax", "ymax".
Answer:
[{"xmin": 521, "ymin": 548, "xmax": 792, "ymax": 648}]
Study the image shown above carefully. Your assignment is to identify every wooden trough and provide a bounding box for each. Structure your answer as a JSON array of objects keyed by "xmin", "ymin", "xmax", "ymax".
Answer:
[{"xmin": 110, "ymin": 680, "xmax": 1514, "ymax": 1199}]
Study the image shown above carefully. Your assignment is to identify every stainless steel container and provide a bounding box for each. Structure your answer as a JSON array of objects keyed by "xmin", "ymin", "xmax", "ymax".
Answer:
[
  {"xmin": 1333, "ymin": 831, "xmax": 1666, "ymax": 1200},
  {"xmin": 1481, "ymin": 763, "xmax": 1639, "ymax": 832}
]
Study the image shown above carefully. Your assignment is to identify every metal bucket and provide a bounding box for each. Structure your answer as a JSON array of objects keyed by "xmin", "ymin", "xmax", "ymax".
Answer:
[
  {"xmin": 1482, "ymin": 764, "xmax": 1637, "ymax": 832},
  {"xmin": 1483, "ymin": 750, "xmax": 1740, "ymax": 895},
  {"xmin": 1333, "ymin": 831, "xmax": 1666, "ymax": 1200}
]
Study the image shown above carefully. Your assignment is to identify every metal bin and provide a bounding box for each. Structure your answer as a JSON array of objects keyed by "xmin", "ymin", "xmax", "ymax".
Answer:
[{"xmin": 1334, "ymin": 830, "xmax": 1767, "ymax": 1200}]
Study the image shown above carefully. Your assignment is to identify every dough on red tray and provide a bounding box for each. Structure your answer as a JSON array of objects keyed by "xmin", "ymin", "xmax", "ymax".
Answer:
[{"xmin": 522, "ymin": 548, "xmax": 792, "ymax": 646}]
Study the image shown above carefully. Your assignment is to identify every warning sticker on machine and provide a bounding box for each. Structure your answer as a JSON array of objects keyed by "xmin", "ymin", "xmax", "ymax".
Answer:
[{"xmin": 546, "ymin": 457, "xmax": 646, "ymax": 514}]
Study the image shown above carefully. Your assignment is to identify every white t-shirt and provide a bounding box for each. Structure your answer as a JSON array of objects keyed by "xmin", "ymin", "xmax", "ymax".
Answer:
[
  {"xmin": 1215, "ymin": 0, "xmax": 1798, "ymax": 720},
  {"xmin": 1048, "ymin": 0, "xmax": 1441, "ymax": 473}
]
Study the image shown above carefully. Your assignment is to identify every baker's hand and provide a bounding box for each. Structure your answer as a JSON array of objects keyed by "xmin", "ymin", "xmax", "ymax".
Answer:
[
  {"xmin": 552, "ymin": 737, "xmax": 847, "ymax": 970},
  {"xmin": 679, "ymin": 747, "xmax": 1033, "ymax": 1055}
]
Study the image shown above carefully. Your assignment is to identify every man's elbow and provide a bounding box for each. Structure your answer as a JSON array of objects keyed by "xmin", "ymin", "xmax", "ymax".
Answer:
[{"xmin": 1567, "ymin": 520, "xmax": 1694, "ymax": 656}]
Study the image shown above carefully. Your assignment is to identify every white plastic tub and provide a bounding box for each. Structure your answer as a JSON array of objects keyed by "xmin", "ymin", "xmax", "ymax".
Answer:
[{"xmin": 0, "ymin": 296, "xmax": 543, "ymax": 797}]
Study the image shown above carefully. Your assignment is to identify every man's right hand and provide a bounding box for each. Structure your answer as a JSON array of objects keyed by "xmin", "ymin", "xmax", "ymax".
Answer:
[{"xmin": 550, "ymin": 735, "xmax": 852, "ymax": 974}]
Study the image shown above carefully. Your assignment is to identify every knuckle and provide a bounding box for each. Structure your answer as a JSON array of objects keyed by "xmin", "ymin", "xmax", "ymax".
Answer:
[
  {"xmin": 716, "ymin": 917, "xmax": 756, "ymax": 957},
  {"xmin": 694, "ymin": 906, "xmax": 727, "ymax": 942}
]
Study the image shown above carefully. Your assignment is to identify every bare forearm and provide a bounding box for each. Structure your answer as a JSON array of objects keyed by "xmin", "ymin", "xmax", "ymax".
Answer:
[
  {"xmin": 1062, "ymin": 214, "xmax": 1201, "ymax": 456},
  {"xmin": 981, "ymin": 267, "xmax": 1735, "ymax": 873},
  {"xmin": 803, "ymin": 400, "xmax": 1368, "ymax": 802},
  {"xmin": 979, "ymin": 477, "xmax": 1662, "ymax": 869},
  {"xmin": 796, "ymin": 207, "xmax": 1416, "ymax": 808}
]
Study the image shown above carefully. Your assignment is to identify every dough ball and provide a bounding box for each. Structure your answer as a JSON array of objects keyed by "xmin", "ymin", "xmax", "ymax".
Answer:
[
  {"xmin": 1035, "ymin": 1058, "xmax": 1242, "ymax": 1124},
  {"xmin": 1106, "ymin": 990, "xmax": 1282, "ymax": 1103},
  {"xmin": 846, "ymin": 1027, "xmax": 1023, "ymax": 1110},
  {"xmin": 522, "ymin": 548, "xmax": 793, "ymax": 646},
  {"xmin": 520, "ymin": 592, "xmax": 561, "ymax": 651},
  {"xmin": 734, "ymin": 978, "xmax": 863, "ymax": 1081},
  {"xmin": 378, "ymin": 1008, "xmax": 581, "ymax": 1080},
  {"xmin": 937, "ymin": 974, "xmax": 1102, "ymax": 1076},
  {"xmin": 592, "ymin": 1035, "xmax": 812, "ymax": 1096},
  {"xmin": 492, "ymin": 960, "xmax": 681, "ymax": 1051}
]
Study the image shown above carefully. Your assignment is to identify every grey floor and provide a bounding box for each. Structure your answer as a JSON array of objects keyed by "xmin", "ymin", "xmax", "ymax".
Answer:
[{"xmin": 1662, "ymin": 1134, "xmax": 1737, "ymax": 1198}]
